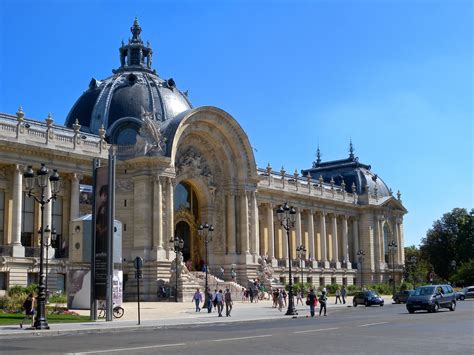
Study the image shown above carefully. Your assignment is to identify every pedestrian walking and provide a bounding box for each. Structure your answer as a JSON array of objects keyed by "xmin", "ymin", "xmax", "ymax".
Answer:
[
  {"xmin": 212, "ymin": 289, "xmax": 218, "ymax": 312},
  {"xmin": 219, "ymin": 266, "xmax": 225, "ymax": 280},
  {"xmin": 205, "ymin": 288, "xmax": 213, "ymax": 313},
  {"xmin": 335, "ymin": 288, "xmax": 342, "ymax": 304},
  {"xmin": 241, "ymin": 287, "xmax": 246, "ymax": 302},
  {"xmin": 272, "ymin": 288, "xmax": 279, "ymax": 308},
  {"xmin": 319, "ymin": 289, "xmax": 327, "ymax": 316},
  {"xmin": 341, "ymin": 286, "xmax": 347, "ymax": 304},
  {"xmin": 277, "ymin": 289, "xmax": 284, "ymax": 311},
  {"xmin": 306, "ymin": 289, "xmax": 317, "ymax": 317},
  {"xmin": 282, "ymin": 289, "xmax": 287, "ymax": 306},
  {"xmin": 224, "ymin": 288, "xmax": 233, "ymax": 317},
  {"xmin": 192, "ymin": 288, "xmax": 202, "ymax": 312},
  {"xmin": 216, "ymin": 289, "xmax": 224, "ymax": 317},
  {"xmin": 231, "ymin": 268, "xmax": 236, "ymax": 282},
  {"xmin": 20, "ymin": 293, "xmax": 35, "ymax": 328},
  {"xmin": 296, "ymin": 290, "xmax": 304, "ymax": 306}
]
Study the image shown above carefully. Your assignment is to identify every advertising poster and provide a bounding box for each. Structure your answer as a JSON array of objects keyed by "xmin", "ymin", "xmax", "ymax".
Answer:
[{"xmin": 94, "ymin": 166, "xmax": 109, "ymax": 299}]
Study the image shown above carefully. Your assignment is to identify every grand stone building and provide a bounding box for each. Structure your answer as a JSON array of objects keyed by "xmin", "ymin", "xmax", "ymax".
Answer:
[{"xmin": 0, "ymin": 19, "xmax": 407, "ymax": 300}]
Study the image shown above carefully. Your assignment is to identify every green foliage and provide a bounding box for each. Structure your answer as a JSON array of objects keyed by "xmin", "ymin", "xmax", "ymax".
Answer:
[
  {"xmin": 324, "ymin": 284, "xmax": 340, "ymax": 294},
  {"xmin": 420, "ymin": 208, "xmax": 474, "ymax": 280},
  {"xmin": 404, "ymin": 245, "xmax": 431, "ymax": 287},
  {"xmin": 7, "ymin": 284, "xmax": 37, "ymax": 298},
  {"xmin": 49, "ymin": 292, "xmax": 67, "ymax": 304},
  {"xmin": 346, "ymin": 285, "xmax": 359, "ymax": 296},
  {"xmin": 399, "ymin": 282, "xmax": 413, "ymax": 291},
  {"xmin": 367, "ymin": 283, "xmax": 392, "ymax": 295},
  {"xmin": 452, "ymin": 259, "xmax": 474, "ymax": 286}
]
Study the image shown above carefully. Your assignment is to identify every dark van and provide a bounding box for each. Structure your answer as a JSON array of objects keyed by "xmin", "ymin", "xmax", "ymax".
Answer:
[{"xmin": 406, "ymin": 285, "xmax": 456, "ymax": 313}]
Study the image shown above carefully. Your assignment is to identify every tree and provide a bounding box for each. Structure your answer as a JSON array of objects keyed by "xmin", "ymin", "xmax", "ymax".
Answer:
[
  {"xmin": 404, "ymin": 245, "xmax": 430, "ymax": 287},
  {"xmin": 420, "ymin": 208, "xmax": 474, "ymax": 281},
  {"xmin": 452, "ymin": 259, "xmax": 474, "ymax": 286}
]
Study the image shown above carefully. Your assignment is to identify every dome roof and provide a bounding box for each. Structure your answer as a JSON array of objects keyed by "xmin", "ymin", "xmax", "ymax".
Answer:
[
  {"xmin": 301, "ymin": 143, "xmax": 392, "ymax": 199},
  {"xmin": 65, "ymin": 18, "xmax": 192, "ymax": 145}
]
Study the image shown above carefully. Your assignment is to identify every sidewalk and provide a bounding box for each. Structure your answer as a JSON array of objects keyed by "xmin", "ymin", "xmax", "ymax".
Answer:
[{"xmin": 0, "ymin": 296, "xmax": 392, "ymax": 339}]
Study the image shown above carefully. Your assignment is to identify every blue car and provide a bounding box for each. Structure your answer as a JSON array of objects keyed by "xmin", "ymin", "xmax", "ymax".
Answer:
[{"xmin": 353, "ymin": 291, "xmax": 384, "ymax": 307}]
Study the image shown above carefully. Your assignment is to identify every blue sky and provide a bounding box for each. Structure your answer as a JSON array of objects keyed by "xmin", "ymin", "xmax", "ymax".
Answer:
[{"xmin": 1, "ymin": 0, "xmax": 472, "ymax": 247}]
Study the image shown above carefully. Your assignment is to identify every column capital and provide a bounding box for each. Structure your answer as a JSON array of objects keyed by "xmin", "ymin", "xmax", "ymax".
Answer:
[{"xmin": 318, "ymin": 210, "xmax": 327, "ymax": 216}]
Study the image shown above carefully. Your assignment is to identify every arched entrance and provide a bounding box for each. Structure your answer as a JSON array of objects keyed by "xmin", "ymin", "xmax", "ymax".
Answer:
[{"xmin": 174, "ymin": 181, "xmax": 203, "ymax": 271}]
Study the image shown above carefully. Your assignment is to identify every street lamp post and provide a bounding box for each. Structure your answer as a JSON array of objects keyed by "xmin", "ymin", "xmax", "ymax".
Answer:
[
  {"xmin": 388, "ymin": 240, "xmax": 398, "ymax": 296},
  {"xmin": 450, "ymin": 260, "xmax": 457, "ymax": 284},
  {"xmin": 409, "ymin": 255, "xmax": 417, "ymax": 288},
  {"xmin": 23, "ymin": 164, "xmax": 61, "ymax": 330},
  {"xmin": 170, "ymin": 236, "xmax": 184, "ymax": 302},
  {"xmin": 42, "ymin": 225, "xmax": 57, "ymax": 301},
  {"xmin": 296, "ymin": 244, "xmax": 306, "ymax": 297},
  {"xmin": 356, "ymin": 250, "xmax": 366, "ymax": 290},
  {"xmin": 277, "ymin": 202, "xmax": 297, "ymax": 316},
  {"xmin": 198, "ymin": 223, "xmax": 214, "ymax": 301}
]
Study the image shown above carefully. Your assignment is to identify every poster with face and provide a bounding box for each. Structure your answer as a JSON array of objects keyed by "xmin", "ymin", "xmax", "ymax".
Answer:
[{"xmin": 94, "ymin": 166, "xmax": 109, "ymax": 299}]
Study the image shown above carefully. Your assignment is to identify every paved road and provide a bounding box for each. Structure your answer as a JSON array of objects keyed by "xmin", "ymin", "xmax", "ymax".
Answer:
[{"xmin": 1, "ymin": 301, "xmax": 473, "ymax": 354}]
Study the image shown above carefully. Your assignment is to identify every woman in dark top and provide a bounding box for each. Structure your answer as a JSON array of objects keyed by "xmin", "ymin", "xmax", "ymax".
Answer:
[{"xmin": 20, "ymin": 293, "xmax": 35, "ymax": 328}]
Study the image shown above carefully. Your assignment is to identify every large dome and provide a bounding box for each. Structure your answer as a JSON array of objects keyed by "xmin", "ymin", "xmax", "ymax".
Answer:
[
  {"xmin": 301, "ymin": 144, "xmax": 392, "ymax": 200},
  {"xmin": 65, "ymin": 18, "xmax": 192, "ymax": 145}
]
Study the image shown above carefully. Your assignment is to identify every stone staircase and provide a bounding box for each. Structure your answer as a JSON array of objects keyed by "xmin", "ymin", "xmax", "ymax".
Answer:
[{"xmin": 186, "ymin": 271, "xmax": 245, "ymax": 301}]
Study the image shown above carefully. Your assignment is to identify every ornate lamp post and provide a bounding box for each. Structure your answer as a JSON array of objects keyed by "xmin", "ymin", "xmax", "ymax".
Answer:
[
  {"xmin": 42, "ymin": 225, "xmax": 57, "ymax": 301},
  {"xmin": 23, "ymin": 164, "xmax": 61, "ymax": 330},
  {"xmin": 296, "ymin": 244, "xmax": 306, "ymax": 297},
  {"xmin": 277, "ymin": 202, "xmax": 297, "ymax": 316},
  {"xmin": 198, "ymin": 223, "xmax": 214, "ymax": 297},
  {"xmin": 388, "ymin": 240, "xmax": 398, "ymax": 296},
  {"xmin": 170, "ymin": 236, "xmax": 184, "ymax": 302},
  {"xmin": 356, "ymin": 250, "xmax": 366, "ymax": 290}
]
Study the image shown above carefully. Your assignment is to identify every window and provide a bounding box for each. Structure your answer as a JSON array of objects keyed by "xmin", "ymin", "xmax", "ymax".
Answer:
[
  {"xmin": 21, "ymin": 193, "xmax": 35, "ymax": 247},
  {"xmin": 174, "ymin": 182, "xmax": 199, "ymax": 221},
  {"xmin": 319, "ymin": 277, "xmax": 325, "ymax": 287},
  {"xmin": 27, "ymin": 273, "xmax": 39, "ymax": 286},
  {"xmin": 0, "ymin": 272, "xmax": 7, "ymax": 290},
  {"xmin": 0, "ymin": 191, "xmax": 4, "ymax": 243}
]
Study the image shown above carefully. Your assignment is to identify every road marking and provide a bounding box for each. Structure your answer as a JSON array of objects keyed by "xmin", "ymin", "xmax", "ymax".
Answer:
[
  {"xmin": 293, "ymin": 327, "xmax": 340, "ymax": 334},
  {"xmin": 70, "ymin": 343, "xmax": 186, "ymax": 354},
  {"xmin": 211, "ymin": 334, "xmax": 273, "ymax": 342},
  {"xmin": 357, "ymin": 322, "xmax": 389, "ymax": 327}
]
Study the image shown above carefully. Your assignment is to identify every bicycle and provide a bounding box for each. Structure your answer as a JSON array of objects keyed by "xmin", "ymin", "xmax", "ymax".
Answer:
[{"xmin": 98, "ymin": 302, "xmax": 125, "ymax": 319}]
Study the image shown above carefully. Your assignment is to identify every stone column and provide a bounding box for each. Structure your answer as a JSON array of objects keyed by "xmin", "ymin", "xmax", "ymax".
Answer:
[
  {"xmin": 342, "ymin": 215, "xmax": 350, "ymax": 265},
  {"xmin": 319, "ymin": 211, "xmax": 328, "ymax": 267},
  {"xmin": 352, "ymin": 218, "xmax": 359, "ymax": 260},
  {"xmin": 240, "ymin": 192, "xmax": 249, "ymax": 255},
  {"xmin": 166, "ymin": 178, "xmax": 174, "ymax": 254},
  {"xmin": 69, "ymin": 173, "xmax": 80, "ymax": 221},
  {"xmin": 11, "ymin": 165, "xmax": 24, "ymax": 256},
  {"xmin": 281, "ymin": 224, "xmax": 289, "ymax": 266},
  {"xmin": 399, "ymin": 220, "xmax": 405, "ymax": 263},
  {"xmin": 331, "ymin": 214, "xmax": 340, "ymax": 268},
  {"xmin": 374, "ymin": 216, "xmax": 382, "ymax": 270},
  {"xmin": 307, "ymin": 210, "xmax": 315, "ymax": 263},
  {"xmin": 134, "ymin": 176, "xmax": 153, "ymax": 253},
  {"xmin": 295, "ymin": 209, "xmax": 302, "ymax": 247},
  {"xmin": 266, "ymin": 204, "xmax": 275, "ymax": 261},
  {"xmin": 226, "ymin": 192, "xmax": 236, "ymax": 254},
  {"xmin": 250, "ymin": 191, "xmax": 259, "ymax": 256},
  {"xmin": 394, "ymin": 219, "xmax": 400, "ymax": 264},
  {"xmin": 153, "ymin": 177, "xmax": 164, "ymax": 258}
]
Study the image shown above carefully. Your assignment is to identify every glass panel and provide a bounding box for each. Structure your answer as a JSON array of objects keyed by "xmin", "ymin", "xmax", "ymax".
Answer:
[
  {"xmin": 174, "ymin": 183, "xmax": 190, "ymax": 211},
  {"xmin": 116, "ymin": 127, "xmax": 138, "ymax": 145}
]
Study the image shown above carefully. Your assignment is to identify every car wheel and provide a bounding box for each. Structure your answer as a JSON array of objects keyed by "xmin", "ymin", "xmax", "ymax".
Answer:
[
  {"xmin": 408, "ymin": 308, "xmax": 415, "ymax": 314},
  {"xmin": 449, "ymin": 301, "xmax": 456, "ymax": 312},
  {"xmin": 380, "ymin": 303, "xmax": 384, "ymax": 307},
  {"xmin": 364, "ymin": 300, "xmax": 369, "ymax": 307},
  {"xmin": 433, "ymin": 303, "xmax": 439, "ymax": 313},
  {"xmin": 394, "ymin": 298, "xmax": 400, "ymax": 304},
  {"xmin": 353, "ymin": 300, "xmax": 357, "ymax": 307},
  {"xmin": 460, "ymin": 295, "xmax": 465, "ymax": 301}
]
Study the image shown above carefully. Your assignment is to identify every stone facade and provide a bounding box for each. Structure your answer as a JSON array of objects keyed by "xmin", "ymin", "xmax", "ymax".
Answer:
[{"xmin": 0, "ymin": 20, "xmax": 407, "ymax": 300}]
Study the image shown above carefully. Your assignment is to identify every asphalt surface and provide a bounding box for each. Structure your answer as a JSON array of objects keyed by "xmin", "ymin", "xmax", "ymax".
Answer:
[{"xmin": 0, "ymin": 301, "xmax": 473, "ymax": 354}]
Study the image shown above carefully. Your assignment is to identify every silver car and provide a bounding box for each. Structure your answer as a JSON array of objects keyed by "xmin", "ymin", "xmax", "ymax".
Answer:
[
  {"xmin": 456, "ymin": 286, "xmax": 474, "ymax": 301},
  {"xmin": 406, "ymin": 285, "xmax": 456, "ymax": 313}
]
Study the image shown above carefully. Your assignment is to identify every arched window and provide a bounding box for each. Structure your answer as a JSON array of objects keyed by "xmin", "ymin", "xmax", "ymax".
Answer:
[
  {"xmin": 383, "ymin": 224, "xmax": 390, "ymax": 263},
  {"xmin": 174, "ymin": 182, "xmax": 199, "ymax": 221}
]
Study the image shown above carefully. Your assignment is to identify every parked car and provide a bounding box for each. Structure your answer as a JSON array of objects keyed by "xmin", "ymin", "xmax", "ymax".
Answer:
[
  {"xmin": 353, "ymin": 291, "xmax": 384, "ymax": 307},
  {"xmin": 393, "ymin": 290, "xmax": 414, "ymax": 304},
  {"xmin": 456, "ymin": 286, "xmax": 474, "ymax": 301},
  {"xmin": 406, "ymin": 285, "xmax": 456, "ymax": 313}
]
